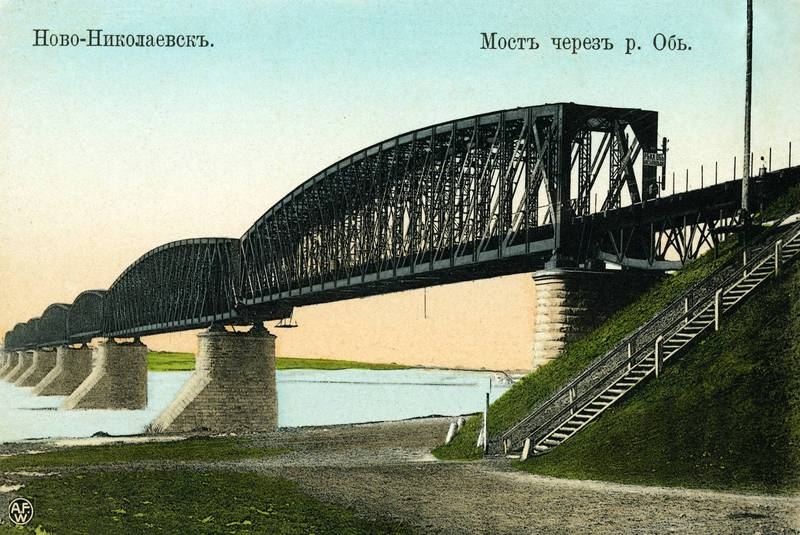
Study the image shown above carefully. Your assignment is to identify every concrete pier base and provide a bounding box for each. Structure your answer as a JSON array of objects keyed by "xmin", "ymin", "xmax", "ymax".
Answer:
[
  {"xmin": 0, "ymin": 351, "xmax": 15, "ymax": 378},
  {"xmin": 5, "ymin": 351, "xmax": 33, "ymax": 384},
  {"xmin": 15, "ymin": 349, "xmax": 57, "ymax": 387},
  {"xmin": 61, "ymin": 340, "xmax": 148, "ymax": 410},
  {"xmin": 532, "ymin": 268, "xmax": 659, "ymax": 369},
  {"xmin": 33, "ymin": 345, "xmax": 94, "ymax": 396},
  {"xmin": 149, "ymin": 325, "xmax": 277, "ymax": 433}
]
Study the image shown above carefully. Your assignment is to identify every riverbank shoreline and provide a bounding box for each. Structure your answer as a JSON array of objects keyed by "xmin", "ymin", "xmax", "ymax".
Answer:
[{"xmin": 148, "ymin": 350, "xmax": 528, "ymax": 378}]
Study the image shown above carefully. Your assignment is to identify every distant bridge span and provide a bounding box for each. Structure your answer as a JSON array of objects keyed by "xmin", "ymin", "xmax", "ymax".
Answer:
[{"xmin": 4, "ymin": 103, "xmax": 799, "ymax": 350}]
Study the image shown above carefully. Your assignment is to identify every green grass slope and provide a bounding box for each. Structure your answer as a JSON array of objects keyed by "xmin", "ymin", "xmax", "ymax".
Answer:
[
  {"xmin": 148, "ymin": 351, "xmax": 196, "ymax": 371},
  {"xmin": 434, "ymin": 238, "xmax": 738, "ymax": 460},
  {"xmin": 517, "ymin": 260, "xmax": 800, "ymax": 493},
  {"xmin": 0, "ymin": 471, "xmax": 410, "ymax": 534},
  {"xmin": 148, "ymin": 351, "xmax": 408, "ymax": 372}
]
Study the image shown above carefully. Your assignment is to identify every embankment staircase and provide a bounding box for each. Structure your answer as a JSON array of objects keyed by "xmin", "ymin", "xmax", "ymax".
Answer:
[{"xmin": 495, "ymin": 215, "xmax": 800, "ymax": 458}]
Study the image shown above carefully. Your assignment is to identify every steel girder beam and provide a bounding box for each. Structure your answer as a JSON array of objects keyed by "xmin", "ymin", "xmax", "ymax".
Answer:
[
  {"xmin": 575, "ymin": 130, "xmax": 592, "ymax": 216},
  {"xmin": 568, "ymin": 179, "xmax": 747, "ymax": 268}
]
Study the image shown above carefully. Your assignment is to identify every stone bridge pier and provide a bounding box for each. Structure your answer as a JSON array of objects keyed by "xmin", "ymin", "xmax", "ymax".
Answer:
[
  {"xmin": 6, "ymin": 351, "xmax": 33, "ymax": 383},
  {"xmin": 1, "ymin": 351, "xmax": 20, "ymax": 380},
  {"xmin": 531, "ymin": 268, "xmax": 661, "ymax": 369},
  {"xmin": 149, "ymin": 323, "xmax": 277, "ymax": 434},
  {"xmin": 0, "ymin": 351, "xmax": 14, "ymax": 378},
  {"xmin": 61, "ymin": 339, "xmax": 148, "ymax": 410},
  {"xmin": 33, "ymin": 345, "xmax": 94, "ymax": 396},
  {"xmin": 15, "ymin": 348, "xmax": 57, "ymax": 387}
]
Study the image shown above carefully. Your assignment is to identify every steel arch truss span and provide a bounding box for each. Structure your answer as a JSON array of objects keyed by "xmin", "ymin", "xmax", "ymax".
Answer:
[
  {"xmin": 4, "ymin": 324, "xmax": 24, "ymax": 351},
  {"xmin": 38, "ymin": 303, "xmax": 71, "ymax": 347},
  {"xmin": 240, "ymin": 103, "xmax": 658, "ymax": 311},
  {"xmin": 103, "ymin": 238, "xmax": 242, "ymax": 338},
  {"xmin": 67, "ymin": 290, "xmax": 106, "ymax": 344},
  {"xmin": 11, "ymin": 319, "xmax": 41, "ymax": 350}
]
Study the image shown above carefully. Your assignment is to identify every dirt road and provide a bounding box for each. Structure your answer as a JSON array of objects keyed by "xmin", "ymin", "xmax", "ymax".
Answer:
[{"xmin": 3, "ymin": 417, "xmax": 798, "ymax": 534}]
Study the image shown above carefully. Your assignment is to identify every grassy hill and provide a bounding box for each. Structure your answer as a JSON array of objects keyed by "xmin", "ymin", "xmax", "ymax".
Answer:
[
  {"xmin": 147, "ymin": 351, "xmax": 408, "ymax": 372},
  {"xmin": 517, "ymin": 259, "xmax": 800, "ymax": 493},
  {"xmin": 436, "ymin": 184, "xmax": 800, "ymax": 493},
  {"xmin": 433, "ymin": 237, "xmax": 739, "ymax": 461}
]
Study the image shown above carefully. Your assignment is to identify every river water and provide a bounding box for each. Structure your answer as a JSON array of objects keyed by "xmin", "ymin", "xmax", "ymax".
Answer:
[{"xmin": 0, "ymin": 368, "xmax": 512, "ymax": 443}]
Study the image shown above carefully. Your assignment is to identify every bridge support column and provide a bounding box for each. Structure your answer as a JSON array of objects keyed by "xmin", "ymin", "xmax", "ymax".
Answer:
[
  {"xmin": 0, "ymin": 351, "xmax": 13, "ymax": 378},
  {"xmin": 532, "ymin": 268, "xmax": 659, "ymax": 369},
  {"xmin": 15, "ymin": 348, "xmax": 57, "ymax": 387},
  {"xmin": 6, "ymin": 351, "xmax": 33, "ymax": 384},
  {"xmin": 33, "ymin": 345, "xmax": 94, "ymax": 396},
  {"xmin": 149, "ymin": 324, "xmax": 277, "ymax": 434},
  {"xmin": 0, "ymin": 351, "xmax": 19, "ymax": 380},
  {"xmin": 61, "ymin": 339, "xmax": 148, "ymax": 410}
]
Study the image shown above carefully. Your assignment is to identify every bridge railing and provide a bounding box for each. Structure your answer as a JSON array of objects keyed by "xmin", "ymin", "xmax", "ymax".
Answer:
[{"xmin": 497, "ymin": 211, "xmax": 799, "ymax": 452}]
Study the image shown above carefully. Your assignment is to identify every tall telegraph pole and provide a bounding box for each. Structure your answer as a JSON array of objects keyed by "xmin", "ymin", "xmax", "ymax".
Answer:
[{"xmin": 742, "ymin": 0, "xmax": 753, "ymax": 214}]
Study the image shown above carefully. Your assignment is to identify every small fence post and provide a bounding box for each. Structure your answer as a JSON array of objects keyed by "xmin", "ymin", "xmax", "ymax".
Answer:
[
  {"xmin": 742, "ymin": 249, "xmax": 748, "ymax": 277},
  {"xmin": 683, "ymin": 296, "xmax": 691, "ymax": 324},
  {"xmin": 483, "ymin": 392, "xmax": 489, "ymax": 454},
  {"xmin": 775, "ymin": 240, "xmax": 783, "ymax": 276},
  {"xmin": 654, "ymin": 336, "xmax": 663, "ymax": 377},
  {"xmin": 714, "ymin": 289, "xmax": 723, "ymax": 331},
  {"xmin": 568, "ymin": 387, "xmax": 575, "ymax": 414},
  {"xmin": 627, "ymin": 342, "xmax": 633, "ymax": 371},
  {"xmin": 520, "ymin": 438, "xmax": 531, "ymax": 461}
]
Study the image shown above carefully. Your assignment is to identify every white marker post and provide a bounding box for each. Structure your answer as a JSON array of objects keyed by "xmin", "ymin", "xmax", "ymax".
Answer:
[{"xmin": 483, "ymin": 391, "xmax": 489, "ymax": 453}]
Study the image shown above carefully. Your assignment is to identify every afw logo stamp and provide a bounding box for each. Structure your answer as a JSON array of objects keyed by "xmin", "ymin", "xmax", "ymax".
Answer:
[{"xmin": 8, "ymin": 497, "xmax": 34, "ymax": 526}]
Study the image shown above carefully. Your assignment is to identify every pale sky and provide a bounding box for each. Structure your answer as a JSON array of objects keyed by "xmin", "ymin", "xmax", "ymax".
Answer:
[{"xmin": 1, "ymin": 1, "xmax": 797, "ymax": 365}]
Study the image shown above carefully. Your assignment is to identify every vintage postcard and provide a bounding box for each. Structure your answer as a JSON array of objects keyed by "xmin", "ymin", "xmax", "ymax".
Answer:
[{"xmin": 1, "ymin": 1, "xmax": 798, "ymax": 533}]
